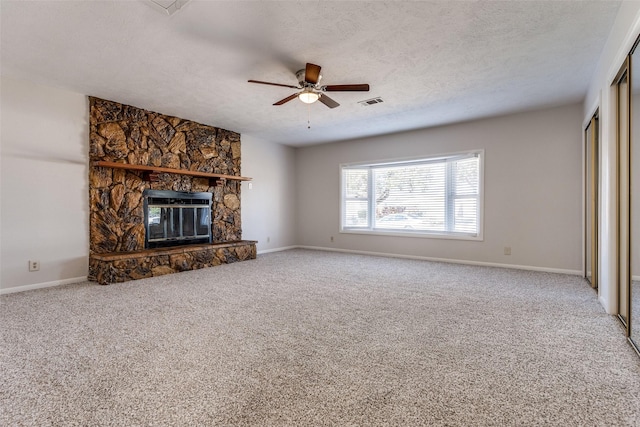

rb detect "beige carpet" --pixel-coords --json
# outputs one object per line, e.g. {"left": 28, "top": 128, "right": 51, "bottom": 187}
{"left": 1, "top": 249, "right": 639, "bottom": 426}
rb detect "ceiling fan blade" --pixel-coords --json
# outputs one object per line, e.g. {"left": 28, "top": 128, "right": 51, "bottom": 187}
{"left": 319, "top": 94, "right": 340, "bottom": 109}
{"left": 305, "top": 63, "right": 322, "bottom": 84}
{"left": 248, "top": 79, "right": 299, "bottom": 89}
{"left": 323, "top": 84, "right": 370, "bottom": 92}
{"left": 273, "top": 93, "right": 300, "bottom": 106}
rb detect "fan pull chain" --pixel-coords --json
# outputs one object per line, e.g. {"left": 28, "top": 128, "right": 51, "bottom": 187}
{"left": 307, "top": 102, "right": 311, "bottom": 129}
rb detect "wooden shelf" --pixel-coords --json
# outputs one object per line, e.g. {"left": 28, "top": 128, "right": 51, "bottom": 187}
{"left": 93, "top": 161, "right": 252, "bottom": 182}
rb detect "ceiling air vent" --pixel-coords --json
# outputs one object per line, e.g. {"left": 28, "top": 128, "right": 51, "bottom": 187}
{"left": 358, "top": 97, "right": 384, "bottom": 106}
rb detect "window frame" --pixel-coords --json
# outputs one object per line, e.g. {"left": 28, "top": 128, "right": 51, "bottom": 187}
{"left": 339, "top": 150, "right": 484, "bottom": 241}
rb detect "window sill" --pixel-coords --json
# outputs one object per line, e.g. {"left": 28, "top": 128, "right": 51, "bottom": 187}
{"left": 340, "top": 228, "right": 483, "bottom": 241}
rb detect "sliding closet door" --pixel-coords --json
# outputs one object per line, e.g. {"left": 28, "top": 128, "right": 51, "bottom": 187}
{"left": 585, "top": 113, "right": 599, "bottom": 289}
{"left": 615, "top": 58, "right": 631, "bottom": 330}
{"left": 629, "top": 42, "right": 640, "bottom": 354}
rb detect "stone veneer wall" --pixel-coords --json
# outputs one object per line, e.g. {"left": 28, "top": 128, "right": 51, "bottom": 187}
{"left": 89, "top": 97, "right": 243, "bottom": 254}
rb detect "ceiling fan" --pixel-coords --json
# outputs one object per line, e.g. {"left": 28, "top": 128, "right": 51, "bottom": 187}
{"left": 248, "top": 63, "right": 370, "bottom": 109}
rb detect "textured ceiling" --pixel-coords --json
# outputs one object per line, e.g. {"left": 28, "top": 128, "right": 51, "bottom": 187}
{"left": 0, "top": 1, "right": 621, "bottom": 147}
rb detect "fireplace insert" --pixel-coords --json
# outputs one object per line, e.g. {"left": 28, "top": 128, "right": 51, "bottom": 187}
{"left": 143, "top": 189, "right": 212, "bottom": 249}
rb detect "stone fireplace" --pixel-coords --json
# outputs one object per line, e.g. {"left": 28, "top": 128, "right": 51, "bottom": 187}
{"left": 87, "top": 97, "right": 256, "bottom": 284}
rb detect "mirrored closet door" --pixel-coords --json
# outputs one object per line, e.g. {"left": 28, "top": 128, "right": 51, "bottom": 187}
{"left": 614, "top": 57, "right": 630, "bottom": 332}
{"left": 629, "top": 41, "right": 640, "bottom": 354}
{"left": 585, "top": 112, "right": 598, "bottom": 289}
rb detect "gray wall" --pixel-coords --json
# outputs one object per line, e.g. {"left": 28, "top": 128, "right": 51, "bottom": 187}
{"left": 295, "top": 104, "right": 583, "bottom": 273}
{"left": 1, "top": 76, "right": 89, "bottom": 290}
{"left": 241, "top": 134, "right": 297, "bottom": 253}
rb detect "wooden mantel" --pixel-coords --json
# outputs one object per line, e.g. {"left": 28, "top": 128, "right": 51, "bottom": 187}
{"left": 93, "top": 160, "right": 252, "bottom": 183}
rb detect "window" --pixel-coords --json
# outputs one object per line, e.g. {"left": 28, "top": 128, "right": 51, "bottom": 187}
{"left": 341, "top": 150, "right": 483, "bottom": 239}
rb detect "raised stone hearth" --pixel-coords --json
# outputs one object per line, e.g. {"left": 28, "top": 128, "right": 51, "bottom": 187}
{"left": 89, "top": 241, "right": 257, "bottom": 285}
{"left": 88, "top": 97, "right": 256, "bottom": 284}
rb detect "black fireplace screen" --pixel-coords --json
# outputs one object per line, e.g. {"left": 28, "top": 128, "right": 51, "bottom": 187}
{"left": 143, "top": 190, "right": 212, "bottom": 249}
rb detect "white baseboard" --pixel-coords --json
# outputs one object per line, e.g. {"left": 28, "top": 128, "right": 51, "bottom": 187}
{"left": 295, "top": 245, "right": 583, "bottom": 276}
{"left": 0, "top": 247, "right": 584, "bottom": 294}
{"left": 0, "top": 276, "right": 88, "bottom": 295}
{"left": 257, "top": 245, "right": 298, "bottom": 255}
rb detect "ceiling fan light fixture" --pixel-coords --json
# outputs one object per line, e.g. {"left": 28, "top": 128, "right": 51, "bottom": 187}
{"left": 248, "top": 62, "right": 369, "bottom": 109}
{"left": 298, "top": 90, "right": 319, "bottom": 104}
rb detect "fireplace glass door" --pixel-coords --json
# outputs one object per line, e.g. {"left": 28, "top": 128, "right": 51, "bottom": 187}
{"left": 144, "top": 190, "right": 212, "bottom": 248}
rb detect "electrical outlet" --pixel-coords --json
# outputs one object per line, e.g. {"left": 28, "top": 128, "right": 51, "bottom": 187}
{"left": 29, "top": 260, "right": 40, "bottom": 272}
{"left": 330, "top": 236, "right": 334, "bottom": 242}
{"left": 504, "top": 247, "right": 511, "bottom": 256}
{"left": 267, "top": 236, "right": 270, "bottom": 243}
